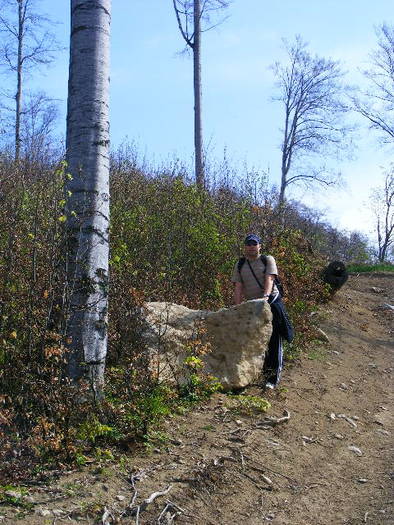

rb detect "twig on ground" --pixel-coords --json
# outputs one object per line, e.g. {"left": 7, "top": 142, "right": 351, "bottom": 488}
{"left": 119, "top": 483, "right": 139, "bottom": 519}
{"left": 130, "top": 490, "right": 138, "bottom": 507}
{"left": 295, "top": 390, "right": 311, "bottom": 402}
{"left": 128, "top": 469, "right": 148, "bottom": 488}
{"left": 337, "top": 414, "right": 358, "bottom": 428}
{"left": 164, "top": 500, "right": 185, "bottom": 513}
{"left": 227, "top": 427, "right": 252, "bottom": 442}
{"left": 157, "top": 500, "right": 185, "bottom": 524}
{"left": 221, "top": 410, "right": 231, "bottom": 423}
{"left": 171, "top": 476, "right": 197, "bottom": 483}
{"left": 305, "top": 482, "right": 329, "bottom": 489}
{"left": 240, "top": 470, "right": 270, "bottom": 490}
{"left": 101, "top": 506, "right": 113, "bottom": 525}
{"left": 135, "top": 505, "right": 140, "bottom": 525}
{"left": 245, "top": 460, "right": 296, "bottom": 483}
{"left": 130, "top": 484, "right": 173, "bottom": 518}
{"left": 255, "top": 410, "right": 291, "bottom": 429}
{"left": 239, "top": 449, "right": 245, "bottom": 469}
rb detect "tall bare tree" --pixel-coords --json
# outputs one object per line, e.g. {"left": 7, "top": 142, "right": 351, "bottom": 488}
{"left": 355, "top": 24, "right": 394, "bottom": 144}
{"left": 172, "top": 0, "right": 230, "bottom": 187}
{"left": 65, "top": 0, "right": 111, "bottom": 396}
{"left": 370, "top": 168, "right": 394, "bottom": 262}
{"left": 0, "top": 0, "right": 59, "bottom": 160}
{"left": 21, "top": 90, "right": 59, "bottom": 164}
{"left": 272, "top": 36, "right": 350, "bottom": 206}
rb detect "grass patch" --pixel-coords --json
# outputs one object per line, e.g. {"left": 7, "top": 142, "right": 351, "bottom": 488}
{"left": 226, "top": 395, "right": 271, "bottom": 415}
{"left": 307, "top": 343, "right": 328, "bottom": 361}
{"left": 347, "top": 263, "right": 394, "bottom": 273}
{"left": 201, "top": 424, "right": 215, "bottom": 431}
{"left": 0, "top": 485, "right": 32, "bottom": 510}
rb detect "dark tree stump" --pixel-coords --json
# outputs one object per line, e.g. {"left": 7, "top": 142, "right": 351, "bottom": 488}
{"left": 322, "top": 261, "right": 349, "bottom": 293}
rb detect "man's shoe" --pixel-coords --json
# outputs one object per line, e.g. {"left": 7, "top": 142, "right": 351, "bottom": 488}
{"left": 265, "top": 382, "right": 275, "bottom": 390}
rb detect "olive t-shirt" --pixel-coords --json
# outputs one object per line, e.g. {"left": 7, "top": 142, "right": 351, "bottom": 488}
{"left": 231, "top": 255, "right": 278, "bottom": 300}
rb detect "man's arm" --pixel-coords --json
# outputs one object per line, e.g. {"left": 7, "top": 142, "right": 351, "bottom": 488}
{"left": 263, "top": 274, "right": 275, "bottom": 299}
{"left": 234, "top": 282, "right": 244, "bottom": 305}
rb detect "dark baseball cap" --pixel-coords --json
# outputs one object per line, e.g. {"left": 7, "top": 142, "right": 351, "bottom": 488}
{"left": 244, "top": 234, "right": 261, "bottom": 244}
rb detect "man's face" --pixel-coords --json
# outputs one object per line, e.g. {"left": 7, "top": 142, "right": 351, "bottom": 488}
{"left": 244, "top": 240, "right": 260, "bottom": 258}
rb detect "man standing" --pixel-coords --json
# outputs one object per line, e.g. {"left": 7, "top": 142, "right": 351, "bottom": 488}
{"left": 231, "top": 234, "right": 283, "bottom": 390}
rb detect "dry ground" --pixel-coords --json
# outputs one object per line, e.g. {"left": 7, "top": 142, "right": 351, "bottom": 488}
{"left": 1, "top": 273, "right": 393, "bottom": 525}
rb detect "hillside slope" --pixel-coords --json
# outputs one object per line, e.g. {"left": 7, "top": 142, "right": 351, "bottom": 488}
{"left": 1, "top": 273, "right": 393, "bottom": 525}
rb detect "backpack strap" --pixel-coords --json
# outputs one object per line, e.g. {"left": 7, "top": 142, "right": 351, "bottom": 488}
{"left": 237, "top": 256, "right": 246, "bottom": 274}
{"left": 247, "top": 259, "right": 264, "bottom": 289}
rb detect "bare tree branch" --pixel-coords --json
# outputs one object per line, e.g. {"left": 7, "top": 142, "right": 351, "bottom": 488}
{"left": 172, "top": 0, "right": 193, "bottom": 47}
{"left": 172, "top": 0, "right": 231, "bottom": 187}
{"left": 272, "top": 36, "right": 351, "bottom": 205}
{"left": 0, "top": 0, "right": 62, "bottom": 159}
{"left": 354, "top": 24, "right": 394, "bottom": 145}
{"left": 369, "top": 168, "right": 394, "bottom": 261}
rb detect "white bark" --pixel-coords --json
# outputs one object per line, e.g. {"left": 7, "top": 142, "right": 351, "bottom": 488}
{"left": 193, "top": 0, "right": 204, "bottom": 187}
{"left": 15, "top": 0, "right": 24, "bottom": 161}
{"left": 65, "top": 0, "right": 111, "bottom": 395}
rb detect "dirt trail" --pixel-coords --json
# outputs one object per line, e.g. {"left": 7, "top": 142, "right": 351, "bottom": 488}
{"left": 1, "top": 273, "right": 393, "bottom": 525}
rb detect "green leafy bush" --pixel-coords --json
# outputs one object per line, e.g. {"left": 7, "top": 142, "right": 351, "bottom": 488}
{"left": 347, "top": 262, "right": 394, "bottom": 273}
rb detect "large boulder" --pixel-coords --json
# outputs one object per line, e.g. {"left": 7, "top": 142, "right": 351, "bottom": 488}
{"left": 143, "top": 299, "right": 272, "bottom": 391}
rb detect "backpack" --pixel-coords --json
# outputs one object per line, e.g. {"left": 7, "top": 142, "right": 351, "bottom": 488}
{"left": 237, "top": 254, "right": 284, "bottom": 297}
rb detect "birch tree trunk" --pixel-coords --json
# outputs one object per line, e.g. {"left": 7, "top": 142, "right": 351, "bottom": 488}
{"left": 65, "top": 0, "right": 111, "bottom": 396}
{"left": 172, "top": 1, "right": 229, "bottom": 188}
{"left": 15, "top": 0, "right": 24, "bottom": 162}
{"left": 193, "top": 0, "right": 204, "bottom": 187}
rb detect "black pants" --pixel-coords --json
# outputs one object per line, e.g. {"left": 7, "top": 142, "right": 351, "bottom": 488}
{"left": 263, "top": 293, "right": 283, "bottom": 385}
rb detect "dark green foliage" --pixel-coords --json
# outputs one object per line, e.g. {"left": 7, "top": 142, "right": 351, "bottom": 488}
{"left": 347, "top": 262, "right": 394, "bottom": 273}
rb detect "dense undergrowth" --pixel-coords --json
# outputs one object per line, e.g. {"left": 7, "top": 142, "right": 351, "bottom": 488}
{"left": 0, "top": 152, "right": 374, "bottom": 483}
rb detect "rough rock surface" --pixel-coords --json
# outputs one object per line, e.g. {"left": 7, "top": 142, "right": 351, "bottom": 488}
{"left": 143, "top": 299, "right": 272, "bottom": 390}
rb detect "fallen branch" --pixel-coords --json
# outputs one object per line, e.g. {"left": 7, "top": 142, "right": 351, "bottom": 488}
{"left": 337, "top": 414, "right": 357, "bottom": 428}
{"left": 127, "top": 468, "right": 148, "bottom": 488}
{"left": 227, "top": 427, "right": 252, "bottom": 441}
{"left": 239, "top": 449, "right": 245, "bottom": 469}
{"left": 130, "top": 484, "right": 173, "bottom": 518}
{"left": 255, "top": 409, "right": 291, "bottom": 429}
{"left": 305, "top": 482, "right": 329, "bottom": 489}
{"left": 245, "top": 460, "right": 296, "bottom": 483}
{"left": 157, "top": 500, "right": 185, "bottom": 524}
{"left": 101, "top": 506, "right": 112, "bottom": 525}
{"left": 135, "top": 505, "right": 140, "bottom": 525}
{"left": 241, "top": 470, "right": 271, "bottom": 490}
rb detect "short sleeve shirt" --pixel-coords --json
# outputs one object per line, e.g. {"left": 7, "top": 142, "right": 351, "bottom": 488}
{"left": 231, "top": 255, "right": 278, "bottom": 300}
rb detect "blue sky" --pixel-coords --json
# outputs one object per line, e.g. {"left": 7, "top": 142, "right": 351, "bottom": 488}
{"left": 27, "top": 1, "right": 393, "bottom": 240}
